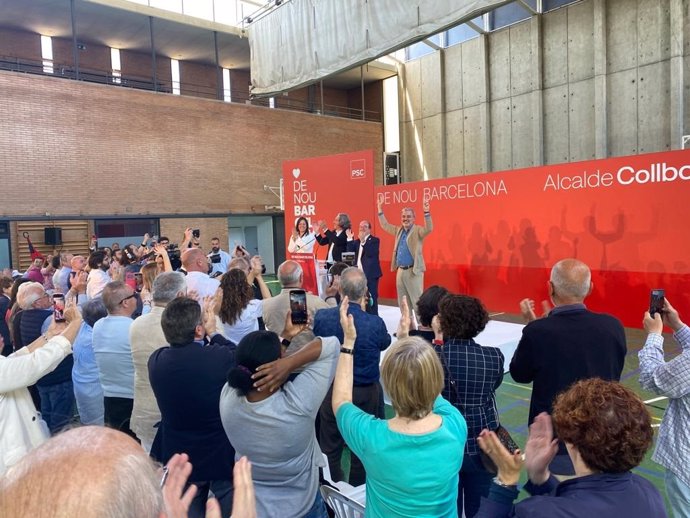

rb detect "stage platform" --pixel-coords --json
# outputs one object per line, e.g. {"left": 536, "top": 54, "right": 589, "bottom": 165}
{"left": 377, "top": 304, "right": 524, "bottom": 373}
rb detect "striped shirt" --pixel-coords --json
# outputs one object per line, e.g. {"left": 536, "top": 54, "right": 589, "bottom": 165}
{"left": 435, "top": 338, "right": 504, "bottom": 456}
{"left": 639, "top": 325, "right": 690, "bottom": 488}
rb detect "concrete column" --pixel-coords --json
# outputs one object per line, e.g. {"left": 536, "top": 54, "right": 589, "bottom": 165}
{"left": 669, "top": 0, "right": 685, "bottom": 149}
{"left": 480, "top": 33, "right": 492, "bottom": 173}
{"left": 593, "top": 0, "right": 608, "bottom": 158}
{"left": 531, "top": 14, "right": 544, "bottom": 166}
{"left": 439, "top": 49, "right": 448, "bottom": 178}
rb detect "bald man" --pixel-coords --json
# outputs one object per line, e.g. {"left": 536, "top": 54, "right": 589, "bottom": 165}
{"left": 0, "top": 427, "right": 162, "bottom": 517}
{"left": 0, "top": 426, "right": 256, "bottom": 518}
{"left": 181, "top": 248, "right": 219, "bottom": 299}
{"left": 510, "top": 258, "right": 626, "bottom": 475}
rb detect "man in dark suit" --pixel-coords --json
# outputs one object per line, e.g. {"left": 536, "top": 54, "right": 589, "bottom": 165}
{"left": 148, "top": 297, "right": 237, "bottom": 518}
{"left": 510, "top": 258, "right": 626, "bottom": 476}
{"left": 313, "top": 267, "right": 391, "bottom": 486}
{"left": 346, "top": 220, "right": 382, "bottom": 315}
{"left": 315, "top": 213, "right": 350, "bottom": 268}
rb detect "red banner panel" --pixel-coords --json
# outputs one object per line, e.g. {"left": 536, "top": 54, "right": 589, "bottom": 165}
{"left": 283, "top": 150, "right": 376, "bottom": 263}
{"left": 374, "top": 150, "right": 690, "bottom": 327}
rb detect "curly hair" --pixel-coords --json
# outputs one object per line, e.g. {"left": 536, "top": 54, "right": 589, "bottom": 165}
{"left": 416, "top": 285, "right": 450, "bottom": 327}
{"left": 552, "top": 378, "right": 653, "bottom": 473}
{"left": 438, "top": 294, "right": 488, "bottom": 339}
{"left": 218, "top": 269, "right": 254, "bottom": 326}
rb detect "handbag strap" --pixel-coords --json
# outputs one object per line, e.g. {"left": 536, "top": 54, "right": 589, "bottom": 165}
{"left": 436, "top": 346, "right": 465, "bottom": 413}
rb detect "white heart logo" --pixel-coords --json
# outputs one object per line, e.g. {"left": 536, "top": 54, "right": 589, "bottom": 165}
{"left": 292, "top": 168, "right": 301, "bottom": 178}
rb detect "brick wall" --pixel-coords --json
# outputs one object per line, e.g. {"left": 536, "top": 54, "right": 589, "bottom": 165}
{"left": 0, "top": 70, "right": 383, "bottom": 218}
{"left": 180, "top": 60, "right": 218, "bottom": 100}
{"left": 159, "top": 217, "right": 228, "bottom": 253}
{"left": 0, "top": 28, "right": 41, "bottom": 62}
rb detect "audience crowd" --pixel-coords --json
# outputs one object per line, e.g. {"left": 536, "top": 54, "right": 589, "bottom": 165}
{"left": 0, "top": 225, "right": 683, "bottom": 518}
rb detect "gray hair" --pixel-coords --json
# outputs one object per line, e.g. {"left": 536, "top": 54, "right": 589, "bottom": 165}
{"left": 277, "top": 261, "right": 302, "bottom": 287}
{"left": 228, "top": 256, "right": 251, "bottom": 274}
{"left": 337, "top": 213, "right": 351, "bottom": 230}
{"left": 152, "top": 272, "right": 187, "bottom": 304}
{"left": 550, "top": 259, "right": 591, "bottom": 301}
{"left": 81, "top": 298, "right": 108, "bottom": 328}
{"left": 16, "top": 282, "right": 45, "bottom": 310}
{"left": 340, "top": 267, "right": 367, "bottom": 300}
{"left": 0, "top": 426, "right": 163, "bottom": 518}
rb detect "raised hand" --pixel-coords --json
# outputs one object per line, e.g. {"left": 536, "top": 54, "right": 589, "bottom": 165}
{"left": 662, "top": 298, "right": 684, "bottom": 331}
{"left": 524, "top": 413, "right": 558, "bottom": 485}
{"left": 397, "top": 296, "right": 411, "bottom": 339}
{"left": 339, "top": 296, "right": 356, "bottom": 344}
{"left": 161, "top": 453, "right": 197, "bottom": 518}
{"left": 519, "top": 298, "right": 537, "bottom": 322}
{"left": 477, "top": 429, "right": 523, "bottom": 486}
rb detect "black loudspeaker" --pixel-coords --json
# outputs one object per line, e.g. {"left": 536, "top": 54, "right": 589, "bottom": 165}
{"left": 44, "top": 227, "right": 62, "bottom": 246}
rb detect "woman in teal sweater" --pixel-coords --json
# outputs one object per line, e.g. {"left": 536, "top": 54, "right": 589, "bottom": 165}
{"left": 332, "top": 298, "right": 468, "bottom": 517}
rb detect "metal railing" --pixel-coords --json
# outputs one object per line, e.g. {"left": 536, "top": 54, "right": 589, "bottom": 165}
{"left": 0, "top": 55, "right": 381, "bottom": 122}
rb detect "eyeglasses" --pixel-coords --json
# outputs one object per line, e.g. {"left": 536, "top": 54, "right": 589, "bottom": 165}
{"left": 119, "top": 293, "right": 137, "bottom": 305}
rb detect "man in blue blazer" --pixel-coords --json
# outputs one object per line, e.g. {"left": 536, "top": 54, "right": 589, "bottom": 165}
{"left": 313, "top": 267, "right": 391, "bottom": 487}
{"left": 346, "top": 220, "right": 382, "bottom": 315}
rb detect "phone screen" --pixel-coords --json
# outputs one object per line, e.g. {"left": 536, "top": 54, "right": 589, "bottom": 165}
{"left": 649, "top": 289, "right": 665, "bottom": 317}
{"left": 289, "top": 290, "right": 308, "bottom": 325}
{"left": 134, "top": 273, "right": 143, "bottom": 292}
{"left": 53, "top": 294, "right": 66, "bottom": 322}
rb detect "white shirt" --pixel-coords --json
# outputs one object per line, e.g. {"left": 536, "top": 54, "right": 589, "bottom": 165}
{"left": 185, "top": 271, "right": 220, "bottom": 299}
{"left": 86, "top": 269, "right": 111, "bottom": 300}
{"left": 287, "top": 232, "right": 317, "bottom": 254}
{"left": 217, "top": 299, "right": 263, "bottom": 344}
{"left": 207, "top": 249, "right": 232, "bottom": 276}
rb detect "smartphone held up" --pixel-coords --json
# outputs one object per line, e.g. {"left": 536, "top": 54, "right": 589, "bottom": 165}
{"left": 649, "top": 289, "right": 665, "bottom": 317}
{"left": 289, "top": 290, "right": 308, "bottom": 325}
{"left": 52, "top": 293, "right": 66, "bottom": 323}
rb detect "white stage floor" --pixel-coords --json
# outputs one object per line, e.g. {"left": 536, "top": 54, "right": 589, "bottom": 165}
{"left": 377, "top": 305, "right": 523, "bottom": 373}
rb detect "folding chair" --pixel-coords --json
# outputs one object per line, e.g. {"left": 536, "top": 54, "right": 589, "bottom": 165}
{"left": 320, "top": 484, "right": 366, "bottom": 518}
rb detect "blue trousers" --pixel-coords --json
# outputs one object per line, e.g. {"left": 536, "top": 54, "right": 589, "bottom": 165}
{"left": 458, "top": 453, "right": 493, "bottom": 518}
{"left": 37, "top": 380, "right": 75, "bottom": 434}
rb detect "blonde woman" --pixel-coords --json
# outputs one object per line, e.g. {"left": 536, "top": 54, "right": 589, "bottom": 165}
{"left": 332, "top": 298, "right": 468, "bottom": 517}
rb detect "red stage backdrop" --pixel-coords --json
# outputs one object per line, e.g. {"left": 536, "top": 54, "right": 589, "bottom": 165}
{"left": 283, "top": 150, "right": 376, "bottom": 293}
{"left": 374, "top": 149, "right": 690, "bottom": 327}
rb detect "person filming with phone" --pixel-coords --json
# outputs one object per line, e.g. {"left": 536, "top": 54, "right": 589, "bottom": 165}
{"left": 262, "top": 260, "right": 329, "bottom": 335}
{"left": 15, "top": 282, "right": 75, "bottom": 435}
{"left": 640, "top": 293, "right": 690, "bottom": 518}
{"left": 208, "top": 237, "right": 231, "bottom": 277}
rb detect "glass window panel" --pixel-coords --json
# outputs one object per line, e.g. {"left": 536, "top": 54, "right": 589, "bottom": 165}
{"left": 149, "top": 0, "right": 183, "bottom": 14}
{"left": 490, "top": 3, "right": 532, "bottom": 30}
{"left": 405, "top": 34, "right": 440, "bottom": 61}
{"left": 183, "top": 0, "right": 214, "bottom": 20}
{"left": 94, "top": 219, "right": 159, "bottom": 249}
{"left": 544, "top": 0, "right": 579, "bottom": 11}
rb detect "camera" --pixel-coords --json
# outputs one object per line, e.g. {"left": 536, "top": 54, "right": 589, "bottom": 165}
{"left": 166, "top": 243, "right": 181, "bottom": 259}
{"left": 192, "top": 229, "right": 200, "bottom": 239}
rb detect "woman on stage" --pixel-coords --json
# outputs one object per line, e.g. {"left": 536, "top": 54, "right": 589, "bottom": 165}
{"left": 288, "top": 217, "right": 317, "bottom": 254}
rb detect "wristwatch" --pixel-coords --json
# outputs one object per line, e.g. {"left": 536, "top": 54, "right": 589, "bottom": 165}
{"left": 281, "top": 338, "right": 291, "bottom": 348}
{"left": 493, "top": 476, "right": 517, "bottom": 488}
{"left": 340, "top": 346, "right": 354, "bottom": 355}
